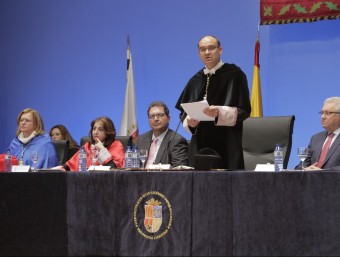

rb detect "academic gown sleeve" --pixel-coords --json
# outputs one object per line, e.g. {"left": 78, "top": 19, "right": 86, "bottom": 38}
{"left": 176, "top": 63, "right": 251, "bottom": 123}
{"left": 65, "top": 139, "right": 125, "bottom": 171}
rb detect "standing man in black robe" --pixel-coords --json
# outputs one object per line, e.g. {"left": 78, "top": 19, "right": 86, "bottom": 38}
{"left": 175, "top": 35, "right": 251, "bottom": 169}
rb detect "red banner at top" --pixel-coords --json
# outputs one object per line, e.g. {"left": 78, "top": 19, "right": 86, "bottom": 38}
{"left": 260, "top": 0, "right": 340, "bottom": 25}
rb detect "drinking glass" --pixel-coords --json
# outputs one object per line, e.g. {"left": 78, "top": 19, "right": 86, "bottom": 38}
{"left": 30, "top": 150, "right": 39, "bottom": 172}
{"left": 91, "top": 145, "right": 98, "bottom": 170}
{"left": 139, "top": 149, "right": 148, "bottom": 169}
{"left": 298, "top": 147, "right": 310, "bottom": 170}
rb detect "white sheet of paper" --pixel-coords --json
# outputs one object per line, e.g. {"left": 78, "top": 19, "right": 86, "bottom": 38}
{"left": 254, "top": 163, "right": 275, "bottom": 172}
{"left": 88, "top": 165, "right": 111, "bottom": 171}
{"left": 11, "top": 165, "right": 31, "bottom": 172}
{"left": 180, "top": 100, "right": 214, "bottom": 121}
{"left": 147, "top": 164, "right": 171, "bottom": 170}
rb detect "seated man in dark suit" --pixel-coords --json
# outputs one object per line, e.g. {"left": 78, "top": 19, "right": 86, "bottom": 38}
{"left": 137, "top": 101, "right": 189, "bottom": 168}
{"left": 296, "top": 96, "right": 340, "bottom": 170}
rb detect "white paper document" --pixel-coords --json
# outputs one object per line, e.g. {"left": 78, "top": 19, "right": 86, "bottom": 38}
{"left": 254, "top": 163, "right": 275, "bottom": 172}
{"left": 11, "top": 165, "right": 31, "bottom": 172}
{"left": 147, "top": 164, "right": 171, "bottom": 170}
{"left": 180, "top": 100, "right": 214, "bottom": 121}
{"left": 88, "top": 165, "right": 111, "bottom": 171}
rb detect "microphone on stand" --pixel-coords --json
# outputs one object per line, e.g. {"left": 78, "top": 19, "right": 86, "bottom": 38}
{"left": 158, "top": 111, "right": 187, "bottom": 166}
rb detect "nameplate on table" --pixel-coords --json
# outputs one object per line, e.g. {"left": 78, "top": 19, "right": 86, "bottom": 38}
{"left": 254, "top": 163, "right": 275, "bottom": 172}
{"left": 147, "top": 164, "right": 171, "bottom": 171}
{"left": 11, "top": 165, "right": 31, "bottom": 172}
{"left": 88, "top": 165, "right": 111, "bottom": 171}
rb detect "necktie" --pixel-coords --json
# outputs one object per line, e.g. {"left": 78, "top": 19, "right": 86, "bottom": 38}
{"left": 146, "top": 138, "right": 158, "bottom": 168}
{"left": 317, "top": 133, "right": 335, "bottom": 168}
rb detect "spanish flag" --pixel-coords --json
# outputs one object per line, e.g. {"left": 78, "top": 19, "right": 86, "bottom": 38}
{"left": 250, "top": 36, "right": 263, "bottom": 117}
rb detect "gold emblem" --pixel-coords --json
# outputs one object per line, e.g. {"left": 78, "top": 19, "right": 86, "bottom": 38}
{"left": 144, "top": 198, "right": 162, "bottom": 233}
{"left": 134, "top": 191, "right": 172, "bottom": 240}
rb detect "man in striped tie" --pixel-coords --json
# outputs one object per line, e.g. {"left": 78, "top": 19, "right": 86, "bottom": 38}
{"left": 296, "top": 97, "right": 340, "bottom": 170}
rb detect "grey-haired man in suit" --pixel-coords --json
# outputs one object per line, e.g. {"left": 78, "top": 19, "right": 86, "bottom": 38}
{"left": 296, "top": 96, "right": 340, "bottom": 170}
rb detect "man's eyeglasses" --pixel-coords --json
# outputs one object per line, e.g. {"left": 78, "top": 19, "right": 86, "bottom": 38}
{"left": 199, "top": 45, "right": 219, "bottom": 53}
{"left": 148, "top": 113, "right": 166, "bottom": 119}
{"left": 319, "top": 111, "right": 340, "bottom": 116}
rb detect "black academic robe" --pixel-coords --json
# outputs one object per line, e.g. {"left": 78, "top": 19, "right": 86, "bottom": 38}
{"left": 175, "top": 63, "right": 251, "bottom": 169}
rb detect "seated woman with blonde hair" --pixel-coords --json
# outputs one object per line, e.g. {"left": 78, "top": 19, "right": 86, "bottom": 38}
{"left": 6, "top": 108, "right": 58, "bottom": 169}
{"left": 49, "top": 124, "right": 79, "bottom": 162}
{"left": 53, "top": 116, "right": 124, "bottom": 171}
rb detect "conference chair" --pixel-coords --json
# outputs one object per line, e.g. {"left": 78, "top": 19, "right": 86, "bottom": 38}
{"left": 80, "top": 136, "right": 90, "bottom": 146}
{"left": 80, "top": 135, "right": 130, "bottom": 150}
{"left": 242, "top": 115, "right": 295, "bottom": 170}
{"left": 52, "top": 140, "right": 69, "bottom": 165}
{"left": 116, "top": 136, "right": 130, "bottom": 150}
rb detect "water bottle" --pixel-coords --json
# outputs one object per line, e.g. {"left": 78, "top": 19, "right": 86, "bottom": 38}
{"left": 132, "top": 146, "right": 140, "bottom": 168}
{"left": 4, "top": 149, "right": 12, "bottom": 172}
{"left": 124, "top": 146, "right": 133, "bottom": 168}
{"left": 78, "top": 146, "right": 87, "bottom": 172}
{"left": 274, "top": 144, "right": 283, "bottom": 172}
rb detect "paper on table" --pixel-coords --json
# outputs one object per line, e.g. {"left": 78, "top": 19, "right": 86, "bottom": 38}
{"left": 180, "top": 100, "right": 214, "bottom": 121}
{"left": 11, "top": 165, "right": 30, "bottom": 172}
{"left": 88, "top": 165, "right": 111, "bottom": 171}
{"left": 254, "top": 163, "right": 275, "bottom": 172}
{"left": 147, "top": 164, "right": 171, "bottom": 171}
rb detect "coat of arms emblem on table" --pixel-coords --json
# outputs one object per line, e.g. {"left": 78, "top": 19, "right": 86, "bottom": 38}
{"left": 144, "top": 198, "right": 162, "bottom": 233}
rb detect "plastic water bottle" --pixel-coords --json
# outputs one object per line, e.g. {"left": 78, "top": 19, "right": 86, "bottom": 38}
{"left": 4, "top": 149, "right": 12, "bottom": 172}
{"left": 274, "top": 144, "right": 283, "bottom": 172}
{"left": 78, "top": 146, "right": 87, "bottom": 172}
{"left": 124, "top": 146, "right": 133, "bottom": 168}
{"left": 132, "top": 146, "right": 140, "bottom": 168}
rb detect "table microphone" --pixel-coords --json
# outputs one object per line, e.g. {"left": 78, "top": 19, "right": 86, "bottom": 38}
{"left": 158, "top": 111, "right": 187, "bottom": 165}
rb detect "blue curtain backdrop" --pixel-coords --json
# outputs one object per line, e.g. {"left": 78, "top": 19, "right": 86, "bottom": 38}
{"left": 1, "top": 0, "right": 339, "bottom": 169}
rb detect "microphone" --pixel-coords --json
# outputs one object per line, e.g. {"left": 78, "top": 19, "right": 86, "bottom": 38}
{"left": 145, "top": 139, "right": 154, "bottom": 167}
{"left": 158, "top": 111, "right": 187, "bottom": 166}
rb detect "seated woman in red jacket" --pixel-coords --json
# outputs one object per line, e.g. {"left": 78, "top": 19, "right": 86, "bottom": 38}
{"left": 54, "top": 116, "right": 124, "bottom": 171}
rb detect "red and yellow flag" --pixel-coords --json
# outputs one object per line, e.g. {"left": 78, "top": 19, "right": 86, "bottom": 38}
{"left": 250, "top": 36, "right": 263, "bottom": 117}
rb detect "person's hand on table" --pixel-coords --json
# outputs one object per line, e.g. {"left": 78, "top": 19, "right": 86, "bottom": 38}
{"left": 303, "top": 162, "right": 322, "bottom": 171}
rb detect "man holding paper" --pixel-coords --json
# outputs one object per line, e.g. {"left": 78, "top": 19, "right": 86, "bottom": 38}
{"left": 175, "top": 35, "right": 251, "bottom": 169}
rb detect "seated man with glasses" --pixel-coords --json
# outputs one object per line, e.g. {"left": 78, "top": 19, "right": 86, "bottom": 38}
{"left": 295, "top": 96, "right": 340, "bottom": 170}
{"left": 136, "top": 101, "right": 189, "bottom": 169}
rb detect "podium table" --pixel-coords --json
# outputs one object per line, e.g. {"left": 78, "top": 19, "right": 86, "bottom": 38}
{"left": 1, "top": 170, "right": 340, "bottom": 256}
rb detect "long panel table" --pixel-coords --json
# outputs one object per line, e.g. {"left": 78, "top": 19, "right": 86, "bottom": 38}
{"left": 1, "top": 170, "right": 340, "bottom": 256}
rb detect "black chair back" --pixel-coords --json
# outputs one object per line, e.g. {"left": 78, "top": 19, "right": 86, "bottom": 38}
{"left": 80, "top": 136, "right": 90, "bottom": 146}
{"left": 116, "top": 136, "right": 130, "bottom": 150}
{"left": 52, "top": 140, "right": 69, "bottom": 165}
{"left": 242, "top": 115, "right": 295, "bottom": 170}
{"left": 194, "top": 147, "right": 223, "bottom": 170}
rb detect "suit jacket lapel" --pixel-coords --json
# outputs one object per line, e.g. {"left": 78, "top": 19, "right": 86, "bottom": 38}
{"left": 314, "top": 132, "right": 328, "bottom": 161}
{"left": 154, "top": 130, "right": 172, "bottom": 164}
{"left": 140, "top": 131, "right": 153, "bottom": 152}
{"left": 323, "top": 134, "right": 340, "bottom": 166}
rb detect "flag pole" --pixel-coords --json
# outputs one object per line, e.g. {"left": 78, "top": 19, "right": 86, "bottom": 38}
{"left": 126, "top": 35, "right": 130, "bottom": 80}
{"left": 119, "top": 35, "right": 139, "bottom": 143}
{"left": 250, "top": 22, "right": 263, "bottom": 117}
